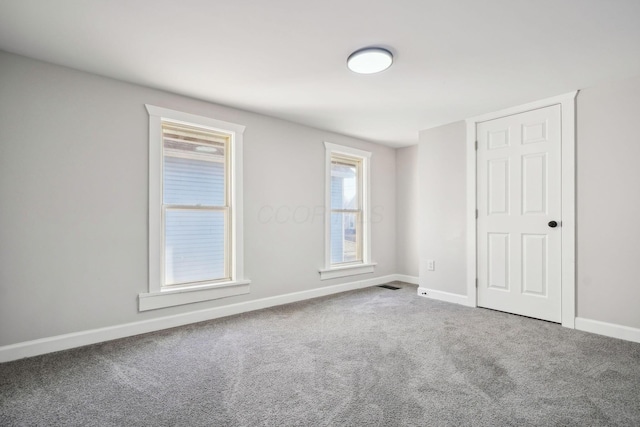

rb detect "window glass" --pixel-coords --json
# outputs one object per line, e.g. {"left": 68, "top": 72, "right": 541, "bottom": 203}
{"left": 164, "top": 210, "right": 227, "bottom": 285}
{"left": 330, "top": 155, "right": 362, "bottom": 265}
{"left": 330, "top": 159, "right": 358, "bottom": 210}
{"left": 161, "top": 122, "right": 230, "bottom": 286}
{"left": 330, "top": 212, "right": 360, "bottom": 264}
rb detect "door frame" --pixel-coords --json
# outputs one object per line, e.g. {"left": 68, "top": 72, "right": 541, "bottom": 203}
{"left": 465, "top": 91, "right": 578, "bottom": 328}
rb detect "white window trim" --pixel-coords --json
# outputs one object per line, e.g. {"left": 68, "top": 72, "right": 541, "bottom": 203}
{"left": 320, "top": 142, "right": 376, "bottom": 280}
{"left": 140, "top": 105, "right": 250, "bottom": 311}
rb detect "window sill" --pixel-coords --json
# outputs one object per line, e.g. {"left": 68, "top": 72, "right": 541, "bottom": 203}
{"left": 319, "top": 263, "right": 377, "bottom": 280}
{"left": 138, "top": 279, "right": 251, "bottom": 311}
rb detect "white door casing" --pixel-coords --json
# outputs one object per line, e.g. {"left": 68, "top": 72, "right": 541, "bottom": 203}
{"left": 477, "top": 105, "right": 561, "bottom": 322}
{"left": 466, "top": 92, "right": 577, "bottom": 327}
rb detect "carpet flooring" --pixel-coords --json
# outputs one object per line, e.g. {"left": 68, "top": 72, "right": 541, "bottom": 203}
{"left": 1, "top": 282, "right": 639, "bottom": 426}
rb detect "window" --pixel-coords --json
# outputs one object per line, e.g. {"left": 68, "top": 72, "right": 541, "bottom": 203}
{"left": 140, "top": 105, "right": 249, "bottom": 311}
{"left": 330, "top": 155, "right": 362, "bottom": 264}
{"left": 162, "top": 122, "right": 229, "bottom": 286}
{"left": 320, "top": 142, "right": 376, "bottom": 280}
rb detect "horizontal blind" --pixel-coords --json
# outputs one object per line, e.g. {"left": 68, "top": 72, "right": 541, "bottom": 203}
{"left": 164, "top": 156, "right": 225, "bottom": 206}
{"left": 162, "top": 121, "right": 230, "bottom": 286}
{"left": 165, "top": 210, "right": 226, "bottom": 285}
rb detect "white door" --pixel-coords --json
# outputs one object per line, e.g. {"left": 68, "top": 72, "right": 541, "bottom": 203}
{"left": 477, "top": 104, "right": 562, "bottom": 322}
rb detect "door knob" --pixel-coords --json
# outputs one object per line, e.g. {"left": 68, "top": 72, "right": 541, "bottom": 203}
{"left": 548, "top": 221, "right": 558, "bottom": 228}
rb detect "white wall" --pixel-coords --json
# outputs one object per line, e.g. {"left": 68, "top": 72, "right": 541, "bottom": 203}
{"left": 415, "top": 76, "right": 640, "bottom": 331}
{"left": 417, "top": 122, "right": 467, "bottom": 295}
{"left": 0, "top": 51, "right": 397, "bottom": 347}
{"left": 395, "top": 145, "right": 419, "bottom": 277}
{"left": 576, "top": 75, "right": 640, "bottom": 329}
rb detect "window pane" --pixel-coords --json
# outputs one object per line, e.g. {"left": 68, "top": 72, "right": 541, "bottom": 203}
{"left": 331, "top": 159, "right": 358, "bottom": 209}
{"left": 164, "top": 154, "right": 225, "bottom": 206}
{"left": 330, "top": 212, "right": 360, "bottom": 264}
{"left": 163, "top": 131, "right": 226, "bottom": 206}
{"left": 165, "top": 209, "right": 226, "bottom": 285}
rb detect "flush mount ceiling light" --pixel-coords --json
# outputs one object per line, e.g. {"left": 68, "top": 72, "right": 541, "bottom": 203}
{"left": 347, "top": 47, "right": 393, "bottom": 74}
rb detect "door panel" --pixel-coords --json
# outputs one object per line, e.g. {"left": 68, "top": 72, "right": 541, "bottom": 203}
{"left": 488, "top": 233, "right": 510, "bottom": 290}
{"left": 522, "top": 153, "right": 547, "bottom": 215}
{"left": 488, "top": 159, "right": 510, "bottom": 215}
{"left": 522, "top": 234, "right": 547, "bottom": 296}
{"left": 477, "top": 105, "right": 562, "bottom": 322}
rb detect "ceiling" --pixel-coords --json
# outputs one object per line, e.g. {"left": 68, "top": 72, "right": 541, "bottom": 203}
{"left": 1, "top": 0, "right": 640, "bottom": 147}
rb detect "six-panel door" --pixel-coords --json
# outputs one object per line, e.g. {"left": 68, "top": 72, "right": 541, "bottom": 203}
{"left": 477, "top": 104, "right": 562, "bottom": 322}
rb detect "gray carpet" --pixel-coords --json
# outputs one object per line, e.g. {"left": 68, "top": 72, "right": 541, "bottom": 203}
{"left": 1, "top": 282, "right": 639, "bottom": 426}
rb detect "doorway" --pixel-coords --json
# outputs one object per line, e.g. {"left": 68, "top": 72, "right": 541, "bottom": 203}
{"left": 466, "top": 92, "right": 577, "bottom": 327}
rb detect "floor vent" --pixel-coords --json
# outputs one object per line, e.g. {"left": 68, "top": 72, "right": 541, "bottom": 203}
{"left": 378, "top": 284, "right": 400, "bottom": 290}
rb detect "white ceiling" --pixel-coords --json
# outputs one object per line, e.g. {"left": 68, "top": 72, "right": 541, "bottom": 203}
{"left": 1, "top": 0, "right": 640, "bottom": 147}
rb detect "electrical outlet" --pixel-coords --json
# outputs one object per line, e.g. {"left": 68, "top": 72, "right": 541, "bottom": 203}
{"left": 426, "top": 260, "right": 435, "bottom": 271}
{"left": 418, "top": 287, "right": 429, "bottom": 297}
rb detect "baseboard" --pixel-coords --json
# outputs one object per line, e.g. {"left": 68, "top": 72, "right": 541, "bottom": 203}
{"left": 10, "top": 276, "right": 635, "bottom": 363}
{"left": 394, "top": 274, "right": 419, "bottom": 285}
{"left": 0, "top": 274, "right": 398, "bottom": 363}
{"left": 417, "top": 287, "right": 469, "bottom": 306}
{"left": 575, "top": 317, "right": 640, "bottom": 344}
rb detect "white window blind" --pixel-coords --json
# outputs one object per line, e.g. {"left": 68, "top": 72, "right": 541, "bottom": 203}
{"left": 162, "top": 122, "right": 230, "bottom": 286}
{"left": 142, "top": 105, "right": 249, "bottom": 311}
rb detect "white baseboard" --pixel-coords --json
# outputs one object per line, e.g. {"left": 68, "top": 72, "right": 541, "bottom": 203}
{"left": 394, "top": 274, "right": 419, "bottom": 285}
{"left": 8, "top": 276, "right": 637, "bottom": 363}
{"left": 0, "top": 274, "right": 399, "bottom": 363}
{"left": 417, "top": 287, "right": 469, "bottom": 306}
{"left": 575, "top": 317, "right": 640, "bottom": 344}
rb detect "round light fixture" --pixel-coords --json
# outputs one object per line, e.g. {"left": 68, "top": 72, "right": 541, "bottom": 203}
{"left": 347, "top": 47, "right": 393, "bottom": 74}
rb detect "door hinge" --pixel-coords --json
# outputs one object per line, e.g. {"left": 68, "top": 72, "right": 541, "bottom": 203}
{"left": 475, "top": 140, "right": 478, "bottom": 150}
{"left": 475, "top": 278, "right": 478, "bottom": 288}
{"left": 475, "top": 209, "right": 478, "bottom": 219}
